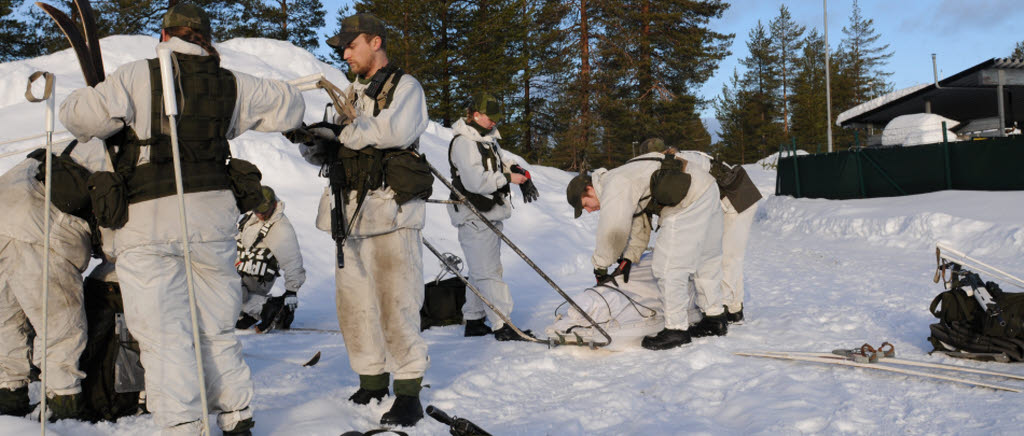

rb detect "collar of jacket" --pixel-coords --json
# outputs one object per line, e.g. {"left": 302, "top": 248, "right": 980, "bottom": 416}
{"left": 590, "top": 168, "right": 609, "bottom": 201}
{"left": 157, "top": 37, "right": 208, "bottom": 57}
{"left": 452, "top": 118, "right": 501, "bottom": 143}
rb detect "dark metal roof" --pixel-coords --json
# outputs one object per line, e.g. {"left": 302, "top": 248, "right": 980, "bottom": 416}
{"left": 838, "top": 57, "right": 1024, "bottom": 128}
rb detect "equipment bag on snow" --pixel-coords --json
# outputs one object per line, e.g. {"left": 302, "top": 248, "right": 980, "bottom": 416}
{"left": 928, "top": 264, "right": 1024, "bottom": 361}
{"left": 80, "top": 277, "right": 143, "bottom": 422}
{"left": 420, "top": 277, "right": 468, "bottom": 330}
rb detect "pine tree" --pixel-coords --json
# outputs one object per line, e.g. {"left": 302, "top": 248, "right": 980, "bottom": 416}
{"left": 215, "top": 0, "right": 325, "bottom": 52}
{"left": 789, "top": 29, "right": 827, "bottom": 151}
{"left": 1013, "top": 40, "right": 1024, "bottom": 59}
{"left": 1, "top": 0, "right": 41, "bottom": 61}
{"left": 593, "top": 0, "right": 730, "bottom": 168}
{"left": 739, "top": 20, "right": 782, "bottom": 159}
{"left": 548, "top": 0, "right": 600, "bottom": 171}
{"left": 769, "top": 4, "right": 804, "bottom": 137}
{"left": 502, "top": 0, "right": 570, "bottom": 164}
{"left": 837, "top": 0, "right": 892, "bottom": 105}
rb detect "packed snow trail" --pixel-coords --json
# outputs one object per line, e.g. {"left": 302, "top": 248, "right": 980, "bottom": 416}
{"left": 3, "top": 37, "right": 1024, "bottom": 435}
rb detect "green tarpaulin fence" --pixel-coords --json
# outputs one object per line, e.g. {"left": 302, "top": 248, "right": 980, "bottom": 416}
{"left": 776, "top": 136, "right": 1024, "bottom": 199}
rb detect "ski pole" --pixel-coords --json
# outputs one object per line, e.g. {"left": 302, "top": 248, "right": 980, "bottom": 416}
{"left": 422, "top": 238, "right": 544, "bottom": 345}
{"left": 158, "top": 48, "right": 211, "bottom": 436}
{"left": 26, "top": 70, "right": 54, "bottom": 435}
{"left": 937, "top": 242, "right": 1024, "bottom": 289}
{"left": 423, "top": 159, "right": 612, "bottom": 348}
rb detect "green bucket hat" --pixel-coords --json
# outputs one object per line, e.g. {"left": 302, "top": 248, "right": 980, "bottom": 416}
{"left": 327, "top": 13, "right": 387, "bottom": 48}
{"left": 254, "top": 186, "right": 276, "bottom": 215}
{"left": 471, "top": 93, "right": 503, "bottom": 123}
{"left": 162, "top": 3, "right": 212, "bottom": 41}
{"left": 565, "top": 173, "right": 592, "bottom": 219}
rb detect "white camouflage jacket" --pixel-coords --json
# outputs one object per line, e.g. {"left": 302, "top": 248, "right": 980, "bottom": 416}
{"left": 590, "top": 152, "right": 716, "bottom": 269}
{"left": 446, "top": 118, "right": 512, "bottom": 226}
{"left": 236, "top": 201, "right": 306, "bottom": 292}
{"left": 59, "top": 38, "right": 304, "bottom": 255}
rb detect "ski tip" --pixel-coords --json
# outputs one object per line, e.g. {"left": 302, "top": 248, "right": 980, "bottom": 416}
{"left": 303, "top": 351, "right": 322, "bottom": 367}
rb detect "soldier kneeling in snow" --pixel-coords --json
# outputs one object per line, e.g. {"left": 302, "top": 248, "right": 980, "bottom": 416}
{"left": 235, "top": 186, "right": 306, "bottom": 333}
{"left": 566, "top": 144, "right": 727, "bottom": 350}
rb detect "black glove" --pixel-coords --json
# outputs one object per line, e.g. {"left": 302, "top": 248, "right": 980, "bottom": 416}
{"left": 282, "top": 123, "right": 313, "bottom": 144}
{"left": 510, "top": 165, "right": 539, "bottom": 203}
{"left": 613, "top": 258, "right": 632, "bottom": 283}
{"left": 308, "top": 121, "right": 343, "bottom": 138}
{"left": 594, "top": 267, "right": 609, "bottom": 284}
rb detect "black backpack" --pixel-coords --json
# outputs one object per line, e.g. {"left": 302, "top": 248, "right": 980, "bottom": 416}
{"left": 928, "top": 267, "right": 1024, "bottom": 361}
{"left": 79, "top": 277, "right": 144, "bottom": 422}
{"left": 420, "top": 277, "right": 468, "bottom": 330}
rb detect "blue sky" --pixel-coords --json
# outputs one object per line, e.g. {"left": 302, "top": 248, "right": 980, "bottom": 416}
{"left": 320, "top": 0, "right": 1023, "bottom": 131}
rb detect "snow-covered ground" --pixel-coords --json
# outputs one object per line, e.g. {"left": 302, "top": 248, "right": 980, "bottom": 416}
{"left": 3, "top": 37, "right": 1024, "bottom": 435}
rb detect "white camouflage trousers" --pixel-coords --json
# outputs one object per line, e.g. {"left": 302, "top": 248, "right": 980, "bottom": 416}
{"left": 653, "top": 185, "right": 725, "bottom": 329}
{"left": 117, "top": 239, "right": 253, "bottom": 431}
{"left": 458, "top": 220, "right": 514, "bottom": 329}
{"left": 0, "top": 238, "right": 86, "bottom": 395}
{"left": 721, "top": 198, "right": 757, "bottom": 313}
{"left": 335, "top": 228, "right": 429, "bottom": 380}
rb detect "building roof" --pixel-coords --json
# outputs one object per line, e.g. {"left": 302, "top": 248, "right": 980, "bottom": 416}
{"left": 837, "top": 58, "right": 1024, "bottom": 129}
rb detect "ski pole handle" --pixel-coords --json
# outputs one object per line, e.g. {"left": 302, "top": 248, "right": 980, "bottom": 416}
{"left": 157, "top": 48, "right": 178, "bottom": 116}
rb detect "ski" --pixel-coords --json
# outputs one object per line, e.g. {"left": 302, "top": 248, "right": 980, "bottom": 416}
{"left": 34, "top": 2, "right": 100, "bottom": 86}
{"left": 243, "top": 350, "right": 321, "bottom": 367}
{"left": 71, "top": 0, "right": 104, "bottom": 79}
{"left": 735, "top": 351, "right": 1020, "bottom": 392}
{"left": 935, "top": 350, "right": 1012, "bottom": 363}
{"left": 752, "top": 350, "right": 1024, "bottom": 381}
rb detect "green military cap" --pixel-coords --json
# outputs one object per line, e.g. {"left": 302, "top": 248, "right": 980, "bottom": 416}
{"left": 641, "top": 137, "right": 666, "bottom": 153}
{"left": 471, "top": 93, "right": 503, "bottom": 123}
{"left": 162, "top": 3, "right": 212, "bottom": 41}
{"left": 327, "top": 13, "right": 387, "bottom": 48}
{"left": 565, "top": 173, "right": 592, "bottom": 219}
{"left": 254, "top": 186, "right": 277, "bottom": 215}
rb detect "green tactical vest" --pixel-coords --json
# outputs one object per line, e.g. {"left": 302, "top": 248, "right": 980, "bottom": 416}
{"left": 332, "top": 64, "right": 432, "bottom": 205}
{"left": 116, "top": 54, "right": 237, "bottom": 204}
{"left": 447, "top": 134, "right": 509, "bottom": 212}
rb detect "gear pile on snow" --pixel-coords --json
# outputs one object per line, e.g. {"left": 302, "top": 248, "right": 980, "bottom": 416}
{"left": 928, "top": 243, "right": 1024, "bottom": 362}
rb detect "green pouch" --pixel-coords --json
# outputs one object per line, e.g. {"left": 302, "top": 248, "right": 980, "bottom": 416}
{"left": 87, "top": 171, "right": 129, "bottom": 229}
{"left": 649, "top": 155, "right": 690, "bottom": 209}
{"left": 226, "top": 158, "right": 263, "bottom": 213}
{"left": 384, "top": 151, "right": 434, "bottom": 205}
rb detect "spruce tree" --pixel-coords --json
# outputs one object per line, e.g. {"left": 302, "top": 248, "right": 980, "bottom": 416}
{"left": 1013, "top": 40, "right": 1023, "bottom": 59}
{"left": 837, "top": 0, "right": 892, "bottom": 105}
{"left": 769, "top": 4, "right": 804, "bottom": 137}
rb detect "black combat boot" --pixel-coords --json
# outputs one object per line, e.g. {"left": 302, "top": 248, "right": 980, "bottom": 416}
{"left": 726, "top": 307, "right": 744, "bottom": 324}
{"left": 349, "top": 387, "right": 389, "bottom": 405}
{"left": 464, "top": 318, "right": 492, "bottom": 337}
{"left": 235, "top": 313, "right": 259, "bottom": 330}
{"left": 47, "top": 392, "right": 83, "bottom": 421}
{"left": 493, "top": 324, "right": 535, "bottom": 342}
{"left": 0, "top": 386, "right": 31, "bottom": 416}
{"left": 350, "top": 373, "right": 390, "bottom": 405}
{"left": 641, "top": 328, "right": 692, "bottom": 350}
{"left": 379, "top": 395, "right": 423, "bottom": 427}
{"left": 222, "top": 417, "right": 255, "bottom": 436}
{"left": 689, "top": 313, "right": 729, "bottom": 338}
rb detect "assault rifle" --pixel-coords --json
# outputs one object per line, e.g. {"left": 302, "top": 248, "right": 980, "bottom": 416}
{"left": 425, "top": 406, "right": 491, "bottom": 436}
{"left": 325, "top": 142, "right": 347, "bottom": 268}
